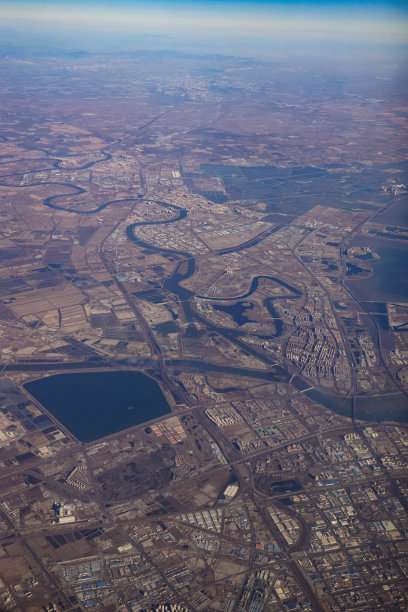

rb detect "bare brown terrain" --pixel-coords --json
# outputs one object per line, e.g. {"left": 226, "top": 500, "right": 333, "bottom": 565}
{"left": 0, "top": 45, "right": 407, "bottom": 611}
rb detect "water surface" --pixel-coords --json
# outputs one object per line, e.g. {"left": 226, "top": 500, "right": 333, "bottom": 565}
{"left": 346, "top": 236, "right": 408, "bottom": 303}
{"left": 25, "top": 371, "right": 171, "bottom": 442}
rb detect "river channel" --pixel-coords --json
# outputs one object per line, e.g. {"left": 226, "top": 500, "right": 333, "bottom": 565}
{"left": 5, "top": 146, "right": 407, "bottom": 424}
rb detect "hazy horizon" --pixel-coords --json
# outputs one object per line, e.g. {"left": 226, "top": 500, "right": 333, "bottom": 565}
{"left": 0, "top": 0, "right": 407, "bottom": 57}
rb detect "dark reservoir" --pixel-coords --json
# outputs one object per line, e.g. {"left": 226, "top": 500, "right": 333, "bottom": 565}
{"left": 345, "top": 236, "right": 408, "bottom": 303}
{"left": 24, "top": 371, "right": 171, "bottom": 442}
{"left": 213, "top": 301, "right": 254, "bottom": 326}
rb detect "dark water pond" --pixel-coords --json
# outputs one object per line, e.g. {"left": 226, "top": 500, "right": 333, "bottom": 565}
{"left": 25, "top": 371, "right": 171, "bottom": 442}
{"left": 354, "top": 393, "right": 408, "bottom": 422}
{"left": 345, "top": 236, "right": 408, "bottom": 302}
{"left": 374, "top": 196, "right": 408, "bottom": 227}
{"left": 305, "top": 388, "right": 407, "bottom": 423}
{"left": 214, "top": 301, "right": 254, "bottom": 326}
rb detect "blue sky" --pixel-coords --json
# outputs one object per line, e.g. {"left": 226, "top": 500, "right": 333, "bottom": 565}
{"left": 0, "top": 0, "right": 407, "bottom": 46}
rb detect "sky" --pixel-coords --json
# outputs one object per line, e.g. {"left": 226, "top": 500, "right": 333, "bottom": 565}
{"left": 0, "top": 0, "right": 407, "bottom": 52}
